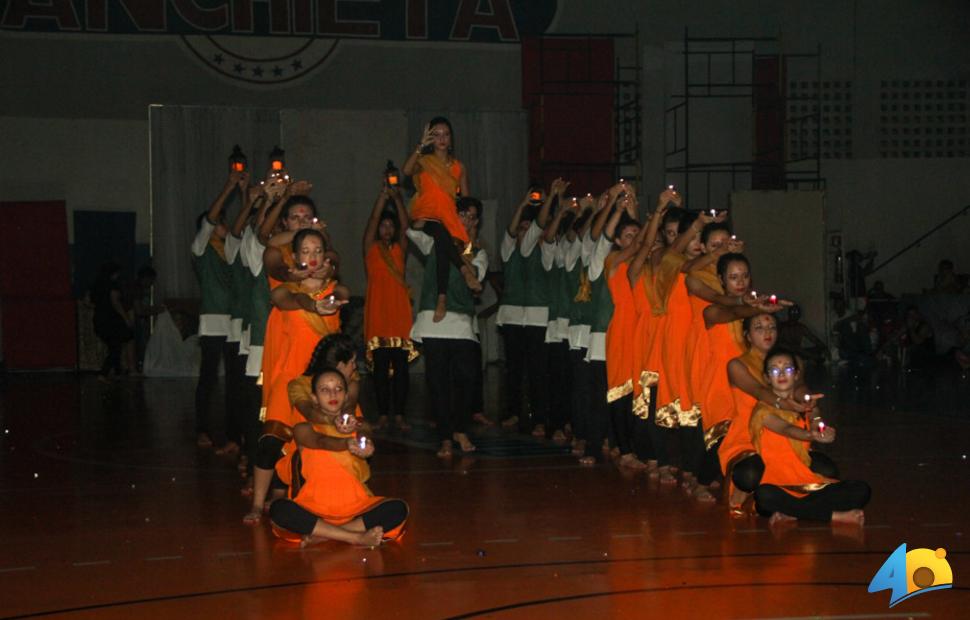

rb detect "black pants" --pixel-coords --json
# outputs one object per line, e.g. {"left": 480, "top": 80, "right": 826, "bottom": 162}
{"left": 502, "top": 325, "right": 548, "bottom": 430}
{"left": 270, "top": 498, "right": 409, "bottom": 536}
{"left": 733, "top": 451, "right": 840, "bottom": 493}
{"left": 195, "top": 335, "right": 232, "bottom": 436}
{"left": 646, "top": 391, "right": 674, "bottom": 467}
{"left": 224, "top": 341, "right": 248, "bottom": 445}
{"left": 423, "top": 337, "right": 477, "bottom": 442}
{"left": 241, "top": 375, "right": 262, "bottom": 472}
{"left": 679, "top": 425, "right": 705, "bottom": 476}
{"left": 372, "top": 347, "right": 410, "bottom": 419}
{"left": 470, "top": 341, "right": 485, "bottom": 415}
{"left": 99, "top": 339, "right": 124, "bottom": 376}
{"left": 584, "top": 360, "right": 609, "bottom": 460}
{"left": 698, "top": 437, "right": 723, "bottom": 486}
{"left": 569, "top": 350, "right": 591, "bottom": 440}
{"left": 609, "top": 393, "right": 655, "bottom": 460}
{"left": 755, "top": 480, "right": 871, "bottom": 521}
{"left": 545, "top": 340, "right": 571, "bottom": 432}
{"left": 423, "top": 220, "right": 465, "bottom": 297}
{"left": 255, "top": 435, "right": 286, "bottom": 471}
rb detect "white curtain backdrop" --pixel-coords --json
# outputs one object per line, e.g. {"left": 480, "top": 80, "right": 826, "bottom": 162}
{"left": 150, "top": 105, "right": 281, "bottom": 300}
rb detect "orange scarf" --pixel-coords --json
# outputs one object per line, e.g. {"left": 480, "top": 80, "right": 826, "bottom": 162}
{"left": 414, "top": 154, "right": 459, "bottom": 197}
{"left": 281, "top": 280, "right": 338, "bottom": 337}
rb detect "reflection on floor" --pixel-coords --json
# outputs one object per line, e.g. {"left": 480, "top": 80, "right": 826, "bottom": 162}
{"left": 0, "top": 363, "right": 968, "bottom": 619}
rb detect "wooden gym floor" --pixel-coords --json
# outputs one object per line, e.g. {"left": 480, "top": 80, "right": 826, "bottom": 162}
{"left": 0, "top": 365, "right": 968, "bottom": 619}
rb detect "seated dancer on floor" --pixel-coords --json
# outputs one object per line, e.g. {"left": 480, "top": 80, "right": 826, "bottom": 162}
{"left": 244, "top": 230, "right": 348, "bottom": 524}
{"left": 270, "top": 368, "right": 408, "bottom": 546}
{"left": 288, "top": 333, "right": 364, "bottom": 431}
{"left": 362, "top": 182, "right": 416, "bottom": 431}
{"left": 751, "top": 348, "right": 870, "bottom": 525}
{"left": 725, "top": 313, "right": 836, "bottom": 512}
{"left": 408, "top": 197, "right": 488, "bottom": 457}
{"left": 402, "top": 117, "right": 481, "bottom": 322}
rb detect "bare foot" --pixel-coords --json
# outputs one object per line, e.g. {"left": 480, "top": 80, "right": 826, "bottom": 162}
{"left": 645, "top": 459, "right": 659, "bottom": 475}
{"left": 680, "top": 472, "right": 697, "bottom": 490}
{"left": 658, "top": 466, "right": 677, "bottom": 485}
{"left": 240, "top": 483, "right": 254, "bottom": 498}
{"left": 215, "top": 441, "right": 240, "bottom": 456}
{"left": 472, "top": 413, "right": 493, "bottom": 427}
{"left": 300, "top": 534, "right": 330, "bottom": 548}
{"left": 460, "top": 265, "right": 483, "bottom": 293}
{"left": 571, "top": 440, "right": 587, "bottom": 457}
{"left": 453, "top": 433, "right": 476, "bottom": 453}
{"left": 356, "top": 526, "right": 384, "bottom": 547}
{"left": 551, "top": 429, "right": 567, "bottom": 444}
{"left": 375, "top": 415, "right": 389, "bottom": 430}
{"left": 578, "top": 456, "right": 596, "bottom": 466}
{"left": 619, "top": 454, "right": 648, "bottom": 470}
{"left": 692, "top": 485, "right": 716, "bottom": 503}
{"left": 531, "top": 424, "right": 546, "bottom": 438}
{"left": 432, "top": 295, "right": 447, "bottom": 322}
{"left": 501, "top": 415, "right": 518, "bottom": 428}
{"left": 769, "top": 512, "right": 797, "bottom": 526}
{"left": 831, "top": 509, "right": 865, "bottom": 525}
{"left": 437, "top": 440, "right": 454, "bottom": 458}
{"left": 196, "top": 433, "right": 213, "bottom": 449}
{"left": 708, "top": 480, "right": 721, "bottom": 491}
{"left": 243, "top": 508, "right": 262, "bottom": 525}
{"left": 728, "top": 487, "right": 750, "bottom": 513}
{"left": 393, "top": 415, "right": 411, "bottom": 431}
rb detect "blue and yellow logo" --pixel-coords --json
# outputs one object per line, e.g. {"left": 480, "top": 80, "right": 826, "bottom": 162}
{"left": 868, "top": 543, "right": 953, "bottom": 607}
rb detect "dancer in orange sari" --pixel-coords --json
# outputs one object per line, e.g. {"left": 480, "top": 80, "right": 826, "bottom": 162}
{"left": 402, "top": 117, "right": 481, "bottom": 321}
{"left": 244, "top": 229, "right": 348, "bottom": 524}
{"left": 363, "top": 183, "right": 416, "bottom": 430}
{"left": 269, "top": 368, "right": 408, "bottom": 546}
{"left": 751, "top": 349, "right": 869, "bottom": 525}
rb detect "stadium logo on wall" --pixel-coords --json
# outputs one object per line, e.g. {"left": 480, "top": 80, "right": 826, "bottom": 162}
{"left": 1, "top": 1, "right": 559, "bottom": 86}
{"left": 180, "top": 35, "right": 339, "bottom": 86}
{"left": 868, "top": 543, "right": 953, "bottom": 607}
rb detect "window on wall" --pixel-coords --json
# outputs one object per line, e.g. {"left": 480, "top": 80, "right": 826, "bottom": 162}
{"left": 788, "top": 80, "right": 854, "bottom": 161}
{"left": 879, "top": 80, "right": 968, "bottom": 158}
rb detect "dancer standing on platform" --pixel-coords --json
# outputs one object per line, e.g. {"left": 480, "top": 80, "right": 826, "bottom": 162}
{"left": 363, "top": 182, "right": 416, "bottom": 431}
{"left": 751, "top": 349, "right": 869, "bottom": 524}
{"left": 409, "top": 197, "right": 488, "bottom": 457}
{"left": 245, "top": 230, "right": 348, "bottom": 524}
{"left": 269, "top": 368, "right": 408, "bottom": 547}
{"left": 402, "top": 117, "right": 481, "bottom": 322}
{"left": 192, "top": 169, "right": 247, "bottom": 449}
{"left": 497, "top": 183, "right": 559, "bottom": 436}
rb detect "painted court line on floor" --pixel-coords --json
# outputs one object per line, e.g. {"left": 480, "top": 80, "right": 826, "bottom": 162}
{"left": 419, "top": 541, "right": 454, "bottom": 547}
{"left": 548, "top": 536, "right": 582, "bottom": 542}
{"left": 735, "top": 528, "right": 768, "bottom": 534}
{"left": 216, "top": 551, "right": 254, "bottom": 558}
{"left": 145, "top": 555, "right": 183, "bottom": 562}
{"left": 674, "top": 531, "right": 708, "bottom": 536}
{"left": 0, "top": 565, "right": 36, "bottom": 574}
{"left": 610, "top": 533, "right": 644, "bottom": 539}
{"left": 483, "top": 538, "right": 519, "bottom": 544}
{"left": 72, "top": 560, "right": 111, "bottom": 567}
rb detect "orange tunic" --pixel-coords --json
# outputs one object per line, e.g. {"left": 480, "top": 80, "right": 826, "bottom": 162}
{"left": 718, "top": 348, "right": 765, "bottom": 474}
{"left": 276, "top": 406, "right": 369, "bottom": 485}
{"left": 274, "top": 423, "right": 406, "bottom": 542}
{"left": 263, "top": 281, "right": 341, "bottom": 430}
{"left": 364, "top": 243, "right": 416, "bottom": 361}
{"left": 605, "top": 259, "right": 637, "bottom": 402}
{"left": 684, "top": 265, "right": 721, "bottom": 414}
{"left": 259, "top": 242, "right": 297, "bottom": 403}
{"left": 658, "top": 270, "right": 697, "bottom": 425}
{"left": 409, "top": 156, "right": 468, "bottom": 243}
{"left": 630, "top": 268, "right": 661, "bottom": 418}
{"left": 750, "top": 402, "right": 832, "bottom": 496}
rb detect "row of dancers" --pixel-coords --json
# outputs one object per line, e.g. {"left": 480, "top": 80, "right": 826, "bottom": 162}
{"left": 191, "top": 117, "right": 870, "bottom": 548}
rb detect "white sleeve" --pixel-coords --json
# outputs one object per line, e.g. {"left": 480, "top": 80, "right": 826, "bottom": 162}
{"left": 566, "top": 237, "right": 583, "bottom": 269}
{"left": 224, "top": 233, "right": 242, "bottom": 264}
{"left": 540, "top": 240, "right": 556, "bottom": 271}
{"left": 246, "top": 230, "right": 267, "bottom": 277}
{"left": 500, "top": 232, "right": 516, "bottom": 263}
{"left": 588, "top": 235, "right": 613, "bottom": 282}
{"left": 555, "top": 240, "right": 567, "bottom": 267}
{"left": 581, "top": 230, "right": 594, "bottom": 265}
{"left": 519, "top": 221, "right": 543, "bottom": 257}
{"left": 238, "top": 227, "right": 253, "bottom": 268}
{"left": 472, "top": 249, "right": 488, "bottom": 281}
{"left": 191, "top": 218, "right": 215, "bottom": 257}
{"left": 406, "top": 228, "right": 433, "bottom": 256}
